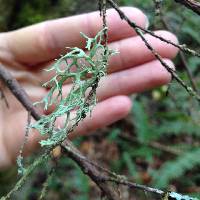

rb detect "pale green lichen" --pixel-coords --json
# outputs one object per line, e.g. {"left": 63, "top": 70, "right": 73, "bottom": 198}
{"left": 162, "top": 191, "right": 199, "bottom": 200}
{"left": 169, "top": 192, "right": 199, "bottom": 200}
{"left": 31, "top": 28, "right": 117, "bottom": 147}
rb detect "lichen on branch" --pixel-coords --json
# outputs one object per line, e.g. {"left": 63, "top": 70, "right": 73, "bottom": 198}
{"left": 31, "top": 27, "right": 117, "bottom": 147}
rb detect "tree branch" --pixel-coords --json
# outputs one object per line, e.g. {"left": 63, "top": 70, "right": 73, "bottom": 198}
{"left": 160, "top": 14, "right": 198, "bottom": 93}
{"left": 107, "top": 0, "right": 200, "bottom": 103}
{"left": 61, "top": 140, "right": 120, "bottom": 200}
{"left": 0, "top": 51, "right": 197, "bottom": 200}
{"left": 1, "top": 152, "right": 50, "bottom": 200}
{"left": 0, "top": 63, "right": 120, "bottom": 200}
{"left": 0, "top": 1, "right": 199, "bottom": 198}
{"left": 0, "top": 64, "right": 41, "bottom": 121}
{"left": 173, "top": 0, "right": 200, "bottom": 15}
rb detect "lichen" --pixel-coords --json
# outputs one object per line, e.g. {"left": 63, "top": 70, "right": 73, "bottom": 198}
{"left": 31, "top": 27, "right": 117, "bottom": 147}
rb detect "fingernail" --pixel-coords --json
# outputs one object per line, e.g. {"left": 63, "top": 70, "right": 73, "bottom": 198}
{"left": 145, "top": 16, "right": 150, "bottom": 29}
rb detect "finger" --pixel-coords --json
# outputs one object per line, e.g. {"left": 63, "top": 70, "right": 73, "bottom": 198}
{"left": 108, "top": 30, "right": 178, "bottom": 73}
{"left": 44, "top": 58, "right": 174, "bottom": 115}
{"left": 60, "top": 95, "right": 132, "bottom": 138}
{"left": 54, "top": 58, "right": 174, "bottom": 108}
{"left": 96, "top": 59, "right": 174, "bottom": 101}
{"left": 0, "top": 137, "right": 11, "bottom": 169}
{"left": 3, "top": 7, "right": 148, "bottom": 65}
{"left": 7, "top": 83, "right": 48, "bottom": 113}
{"left": 2, "top": 110, "right": 43, "bottom": 165}
{"left": 30, "top": 96, "right": 131, "bottom": 150}
{"left": 35, "top": 30, "right": 178, "bottom": 83}
{"left": 2, "top": 95, "right": 131, "bottom": 165}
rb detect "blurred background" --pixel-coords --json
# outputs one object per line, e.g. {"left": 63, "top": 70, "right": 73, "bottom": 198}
{"left": 0, "top": 0, "right": 200, "bottom": 199}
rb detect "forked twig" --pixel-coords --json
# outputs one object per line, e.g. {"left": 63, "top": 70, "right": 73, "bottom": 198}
{"left": 107, "top": 0, "right": 200, "bottom": 103}
{"left": 173, "top": 0, "right": 200, "bottom": 15}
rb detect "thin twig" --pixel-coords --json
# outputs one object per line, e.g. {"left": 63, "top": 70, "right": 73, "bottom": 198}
{"left": 0, "top": 2, "right": 199, "bottom": 199}
{"left": 120, "top": 134, "right": 182, "bottom": 156}
{"left": 135, "top": 25, "right": 200, "bottom": 58}
{"left": 17, "top": 111, "right": 32, "bottom": 175}
{"left": 173, "top": 0, "right": 200, "bottom": 15}
{"left": 160, "top": 14, "right": 198, "bottom": 93}
{"left": 61, "top": 140, "right": 121, "bottom": 200}
{"left": 153, "top": 0, "right": 163, "bottom": 16}
{"left": 39, "top": 167, "right": 55, "bottom": 200}
{"left": 0, "top": 64, "right": 41, "bottom": 121}
{"left": 61, "top": 140, "right": 192, "bottom": 200}
{"left": 107, "top": 0, "right": 200, "bottom": 103}
{"left": 0, "top": 63, "right": 120, "bottom": 200}
{"left": 107, "top": 2, "right": 200, "bottom": 58}
{"left": 0, "top": 152, "right": 50, "bottom": 200}
{"left": 102, "top": 176, "right": 164, "bottom": 196}
{"left": 0, "top": 86, "right": 9, "bottom": 108}
{"left": 179, "top": 52, "right": 198, "bottom": 92}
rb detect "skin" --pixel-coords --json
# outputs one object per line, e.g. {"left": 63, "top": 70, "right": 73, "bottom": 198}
{"left": 0, "top": 7, "right": 178, "bottom": 169}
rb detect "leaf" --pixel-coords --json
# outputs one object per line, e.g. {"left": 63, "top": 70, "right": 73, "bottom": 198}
{"left": 132, "top": 100, "right": 151, "bottom": 143}
{"left": 153, "top": 148, "right": 200, "bottom": 188}
{"left": 123, "top": 152, "right": 138, "bottom": 178}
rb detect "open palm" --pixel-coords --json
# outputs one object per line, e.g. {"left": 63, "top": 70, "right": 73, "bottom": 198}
{"left": 0, "top": 7, "right": 178, "bottom": 169}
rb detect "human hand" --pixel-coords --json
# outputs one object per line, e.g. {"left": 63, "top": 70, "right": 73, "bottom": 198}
{"left": 0, "top": 7, "right": 178, "bottom": 169}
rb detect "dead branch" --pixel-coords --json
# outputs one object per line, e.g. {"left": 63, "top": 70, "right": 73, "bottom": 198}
{"left": 0, "top": 63, "right": 120, "bottom": 200}
{"left": 0, "top": 0, "right": 199, "bottom": 199}
{"left": 173, "top": 0, "right": 200, "bottom": 15}
{"left": 0, "top": 64, "right": 41, "bottom": 120}
{"left": 107, "top": 0, "right": 200, "bottom": 103}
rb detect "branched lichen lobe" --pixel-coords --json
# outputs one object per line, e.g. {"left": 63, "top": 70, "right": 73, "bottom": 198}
{"left": 31, "top": 28, "right": 117, "bottom": 147}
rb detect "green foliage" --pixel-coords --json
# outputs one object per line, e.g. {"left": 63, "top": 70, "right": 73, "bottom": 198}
{"left": 122, "top": 152, "right": 137, "bottom": 177}
{"left": 31, "top": 28, "right": 116, "bottom": 146}
{"left": 46, "top": 157, "right": 91, "bottom": 200}
{"left": 153, "top": 149, "right": 200, "bottom": 188}
{"left": 132, "top": 101, "right": 151, "bottom": 143}
{"left": 154, "top": 120, "right": 200, "bottom": 137}
{"left": 119, "top": 3, "right": 200, "bottom": 194}
{"left": 131, "top": 92, "right": 200, "bottom": 191}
